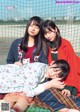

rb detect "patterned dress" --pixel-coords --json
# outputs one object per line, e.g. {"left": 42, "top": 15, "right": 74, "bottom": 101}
{"left": 0, "top": 62, "right": 48, "bottom": 97}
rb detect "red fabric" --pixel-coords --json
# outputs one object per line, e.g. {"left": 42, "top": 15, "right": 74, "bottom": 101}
{"left": 48, "top": 38, "right": 80, "bottom": 96}
{"left": 24, "top": 45, "right": 35, "bottom": 62}
{"left": 12, "top": 107, "right": 20, "bottom": 112}
{"left": 0, "top": 94, "right": 6, "bottom": 99}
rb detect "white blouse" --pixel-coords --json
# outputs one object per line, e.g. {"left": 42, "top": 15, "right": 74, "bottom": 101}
{"left": 0, "top": 62, "right": 48, "bottom": 97}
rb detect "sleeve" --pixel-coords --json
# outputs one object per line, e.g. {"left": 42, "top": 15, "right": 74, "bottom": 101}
{"left": 38, "top": 50, "right": 48, "bottom": 64}
{"left": 6, "top": 39, "right": 20, "bottom": 64}
{"left": 64, "top": 86, "right": 77, "bottom": 95}
{"left": 65, "top": 44, "right": 78, "bottom": 88}
{"left": 60, "top": 40, "right": 79, "bottom": 91}
{"left": 6, "top": 41, "right": 15, "bottom": 64}
{"left": 26, "top": 83, "right": 45, "bottom": 97}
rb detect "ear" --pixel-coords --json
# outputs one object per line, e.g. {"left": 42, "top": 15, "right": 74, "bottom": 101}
{"left": 55, "top": 27, "right": 57, "bottom": 33}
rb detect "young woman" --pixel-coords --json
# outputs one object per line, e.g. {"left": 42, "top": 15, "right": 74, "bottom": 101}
{"left": 34, "top": 20, "right": 80, "bottom": 112}
{"left": 41, "top": 19, "right": 80, "bottom": 96}
{"left": 6, "top": 16, "right": 46, "bottom": 65}
{"left": 0, "top": 60, "right": 68, "bottom": 112}
{"left": 0, "top": 16, "right": 45, "bottom": 110}
{"left": 1, "top": 60, "right": 80, "bottom": 112}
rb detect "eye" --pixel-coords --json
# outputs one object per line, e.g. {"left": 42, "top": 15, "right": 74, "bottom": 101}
{"left": 48, "top": 31, "right": 51, "bottom": 34}
{"left": 35, "top": 26, "right": 39, "bottom": 29}
{"left": 44, "top": 31, "right": 51, "bottom": 36}
{"left": 53, "top": 69, "right": 57, "bottom": 72}
{"left": 30, "top": 24, "right": 33, "bottom": 27}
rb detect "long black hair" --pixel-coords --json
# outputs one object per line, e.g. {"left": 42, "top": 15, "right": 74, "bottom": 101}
{"left": 20, "top": 16, "right": 43, "bottom": 55}
{"left": 42, "top": 20, "right": 62, "bottom": 57}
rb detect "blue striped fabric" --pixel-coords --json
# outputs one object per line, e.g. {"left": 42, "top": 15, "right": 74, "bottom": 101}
{"left": 34, "top": 88, "right": 80, "bottom": 111}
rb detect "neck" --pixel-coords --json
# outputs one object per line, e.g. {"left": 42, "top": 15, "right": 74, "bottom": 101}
{"left": 28, "top": 36, "right": 35, "bottom": 47}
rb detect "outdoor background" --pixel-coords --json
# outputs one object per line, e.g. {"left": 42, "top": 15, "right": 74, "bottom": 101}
{"left": 0, "top": 0, "right": 80, "bottom": 64}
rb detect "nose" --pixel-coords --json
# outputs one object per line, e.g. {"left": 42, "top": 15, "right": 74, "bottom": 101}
{"left": 46, "top": 33, "right": 50, "bottom": 39}
{"left": 31, "top": 26, "right": 35, "bottom": 31}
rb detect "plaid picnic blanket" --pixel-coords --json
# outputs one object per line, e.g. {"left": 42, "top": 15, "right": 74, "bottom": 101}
{"left": 34, "top": 88, "right": 80, "bottom": 112}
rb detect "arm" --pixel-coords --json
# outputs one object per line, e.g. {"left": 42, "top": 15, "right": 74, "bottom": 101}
{"left": 6, "top": 38, "right": 22, "bottom": 64}
{"left": 6, "top": 41, "right": 15, "bottom": 63}
{"left": 59, "top": 39, "right": 79, "bottom": 91}
{"left": 26, "top": 78, "right": 65, "bottom": 97}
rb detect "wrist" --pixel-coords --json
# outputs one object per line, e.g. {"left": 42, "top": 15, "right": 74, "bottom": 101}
{"left": 44, "top": 81, "right": 52, "bottom": 90}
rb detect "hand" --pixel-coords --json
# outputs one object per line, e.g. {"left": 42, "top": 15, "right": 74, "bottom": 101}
{"left": 14, "top": 61, "right": 23, "bottom": 66}
{"left": 50, "top": 61, "right": 55, "bottom": 65}
{"left": 48, "top": 78, "right": 65, "bottom": 89}
{"left": 61, "top": 89, "right": 71, "bottom": 97}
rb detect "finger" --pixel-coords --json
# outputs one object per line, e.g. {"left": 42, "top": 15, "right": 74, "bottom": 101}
{"left": 59, "top": 85, "right": 65, "bottom": 89}
{"left": 61, "top": 90, "right": 64, "bottom": 95}
{"left": 67, "top": 92, "right": 71, "bottom": 97}
{"left": 50, "top": 61, "right": 55, "bottom": 65}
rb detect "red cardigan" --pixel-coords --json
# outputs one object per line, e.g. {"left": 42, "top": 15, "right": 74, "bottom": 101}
{"left": 48, "top": 38, "right": 80, "bottom": 96}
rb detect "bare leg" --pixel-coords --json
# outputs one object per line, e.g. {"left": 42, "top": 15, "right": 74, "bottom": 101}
{"left": 13, "top": 96, "right": 29, "bottom": 112}
{"left": 3, "top": 94, "right": 16, "bottom": 108}
{"left": 59, "top": 108, "right": 79, "bottom": 112}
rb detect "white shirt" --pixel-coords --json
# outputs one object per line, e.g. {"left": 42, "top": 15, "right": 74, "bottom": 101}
{"left": 0, "top": 62, "right": 48, "bottom": 97}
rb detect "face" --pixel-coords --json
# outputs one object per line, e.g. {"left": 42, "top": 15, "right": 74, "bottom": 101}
{"left": 28, "top": 21, "right": 40, "bottom": 37}
{"left": 44, "top": 28, "right": 57, "bottom": 42}
{"left": 45, "top": 64, "right": 61, "bottom": 79}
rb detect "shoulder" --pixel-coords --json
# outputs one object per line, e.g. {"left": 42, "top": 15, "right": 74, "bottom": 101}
{"left": 10, "top": 38, "right": 23, "bottom": 48}
{"left": 29, "top": 62, "right": 47, "bottom": 67}
{"left": 61, "top": 38, "right": 73, "bottom": 48}
{"left": 62, "top": 38, "right": 71, "bottom": 45}
{"left": 12, "top": 37, "right": 23, "bottom": 44}
{"left": 59, "top": 38, "right": 74, "bottom": 53}
{"left": 34, "top": 62, "right": 47, "bottom": 65}
{"left": 27, "top": 62, "right": 48, "bottom": 70}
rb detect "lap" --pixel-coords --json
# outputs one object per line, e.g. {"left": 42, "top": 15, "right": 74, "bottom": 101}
{"left": 35, "top": 88, "right": 80, "bottom": 111}
{"left": 3, "top": 93, "right": 21, "bottom": 102}
{"left": 3, "top": 93, "right": 33, "bottom": 105}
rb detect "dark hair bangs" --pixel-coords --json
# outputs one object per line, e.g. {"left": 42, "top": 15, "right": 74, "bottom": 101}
{"left": 32, "top": 20, "right": 41, "bottom": 28}
{"left": 42, "top": 25, "right": 53, "bottom": 34}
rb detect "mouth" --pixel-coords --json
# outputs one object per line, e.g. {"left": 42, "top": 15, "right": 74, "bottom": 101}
{"left": 48, "top": 38, "right": 52, "bottom": 41}
{"left": 30, "top": 31, "right": 35, "bottom": 34}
